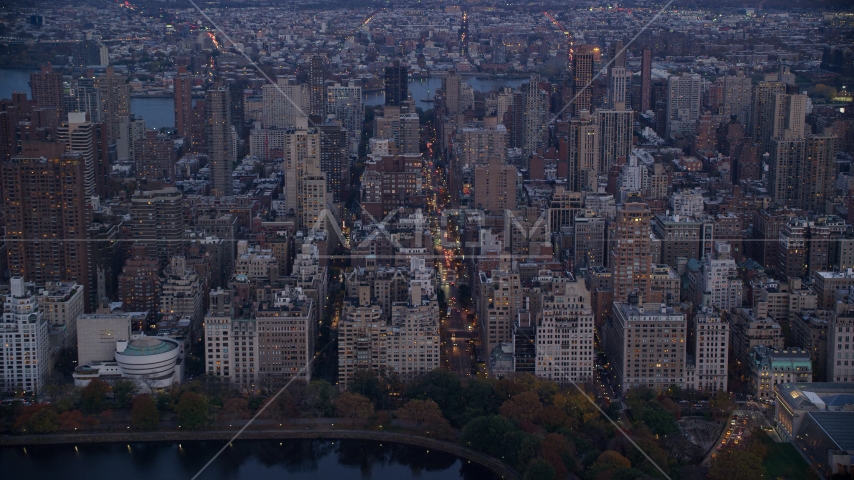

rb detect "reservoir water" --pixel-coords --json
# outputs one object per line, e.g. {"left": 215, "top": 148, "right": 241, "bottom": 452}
{"left": 1, "top": 438, "right": 499, "bottom": 480}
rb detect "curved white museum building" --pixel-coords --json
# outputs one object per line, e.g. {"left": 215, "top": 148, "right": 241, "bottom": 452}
{"left": 73, "top": 335, "right": 183, "bottom": 391}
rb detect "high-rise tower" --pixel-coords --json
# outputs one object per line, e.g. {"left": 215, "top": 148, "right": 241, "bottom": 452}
{"left": 66, "top": 75, "right": 101, "bottom": 123}
{"left": 640, "top": 48, "right": 652, "bottom": 112}
{"left": 174, "top": 66, "right": 193, "bottom": 142}
{"left": 572, "top": 45, "right": 595, "bottom": 115}
{"left": 97, "top": 66, "right": 130, "bottom": 144}
{"left": 607, "top": 40, "right": 628, "bottom": 109}
{"left": 30, "top": 64, "right": 65, "bottom": 126}
{"left": 610, "top": 197, "right": 653, "bottom": 303}
{"left": 751, "top": 80, "right": 786, "bottom": 153}
{"left": 384, "top": 61, "right": 408, "bottom": 107}
{"left": 205, "top": 86, "right": 234, "bottom": 196}
{"left": 308, "top": 55, "right": 326, "bottom": 118}
{"left": 4, "top": 145, "right": 91, "bottom": 305}
{"left": 57, "top": 112, "right": 98, "bottom": 201}
{"left": 666, "top": 73, "right": 702, "bottom": 137}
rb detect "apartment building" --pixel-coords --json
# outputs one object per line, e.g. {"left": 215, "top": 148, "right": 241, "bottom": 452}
{"left": 256, "top": 287, "right": 315, "bottom": 386}
{"left": 731, "top": 307, "right": 785, "bottom": 363}
{"left": 39, "top": 281, "right": 85, "bottom": 344}
{"left": 0, "top": 278, "right": 50, "bottom": 394}
{"left": 535, "top": 276, "right": 595, "bottom": 384}
{"left": 827, "top": 305, "right": 854, "bottom": 383}
{"left": 691, "top": 309, "right": 729, "bottom": 393}
{"left": 603, "top": 299, "right": 687, "bottom": 393}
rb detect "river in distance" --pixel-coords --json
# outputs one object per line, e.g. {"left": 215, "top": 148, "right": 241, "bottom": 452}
{"left": 0, "top": 438, "right": 500, "bottom": 480}
{"left": 0, "top": 69, "right": 528, "bottom": 130}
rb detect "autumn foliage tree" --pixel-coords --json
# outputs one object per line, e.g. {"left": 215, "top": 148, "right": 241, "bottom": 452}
{"left": 335, "top": 392, "right": 374, "bottom": 425}
{"left": 176, "top": 391, "right": 209, "bottom": 430}
{"left": 131, "top": 394, "right": 160, "bottom": 430}
{"left": 524, "top": 458, "right": 555, "bottom": 480}
{"left": 58, "top": 409, "right": 84, "bottom": 431}
{"left": 500, "top": 391, "right": 544, "bottom": 425}
{"left": 80, "top": 379, "right": 111, "bottom": 413}
{"left": 541, "top": 433, "right": 575, "bottom": 478}
{"left": 219, "top": 397, "right": 251, "bottom": 422}
{"left": 110, "top": 379, "right": 138, "bottom": 409}
{"left": 396, "top": 399, "right": 452, "bottom": 438}
{"left": 708, "top": 449, "right": 765, "bottom": 480}
{"left": 14, "top": 403, "right": 60, "bottom": 433}
{"left": 587, "top": 450, "right": 638, "bottom": 480}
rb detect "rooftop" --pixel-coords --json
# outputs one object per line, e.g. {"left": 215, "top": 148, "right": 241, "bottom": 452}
{"left": 119, "top": 337, "right": 177, "bottom": 356}
{"left": 806, "top": 412, "right": 854, "bottom": 451}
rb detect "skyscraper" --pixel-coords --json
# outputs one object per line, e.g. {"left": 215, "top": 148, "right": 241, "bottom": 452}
{"left": 597, "top": 106, "right": 632, "bottom": 173}
{"left": 666, "top": 73, "right": 702, "bottom": 137}
{"left": 308, "top": 55, "right": 326, "bottom": 118}
{"left": 173, "top": 66, "right": 193, "bottom": 142}
{"left": 770, "top": 138, "right": 806, "bottom": 207}
{"left": 473, "top": 156, "right": 516, "bottom": 213}
{"left": 30, "top": 64, "right": 65, "bottom": 126}
{"left": 384, "top": 61, "right": 408, "bottom": 107}
{"left": 116, "top": 114, "right": 146, "bottom": 162}
{"left": 399, "top": 112, "right": 420, "bottom": 155}
{"left": 57, "top": 112, "right": 98, "bottom": 201}
{"left": 205, "top": 86, "right": 234, "bottom": 196}
{"left": 607, "top": 40, "right": 628, "bottom": 109}
{"left": 523, "top": 76, "right": 548, "bottom": 155}
{"left": 134, "top": 129, "right": 176, "bottom": 181}
{"left": 443, "top": 70, "right": 462, "bottom": 115}
{"left": 326, "top": 81, "right": 363, "bottom": 155}
{"left": 3, "top": 146, "right": 91, "bottom": 304}
{"left": 751, "top": 80, "right": 786, "bottom": 153}
{"left": 66, "top": 75, "right": 101, "bottom": 123}
{"left": 572, "top": 45, "right": 595, "bottom": 115}
{"left": 191, "top": 99, "right": 206, "bottom": 153}
{"left": 610, "top": 198, "right": 653, "bottom": 303}
{"left": 772, "top": 92, "right": 807, "bottom": 140}
{"left": 574, "top": 210, "right": 607, "bottom": 268}
{"left": 722, "top": 74, "right": 753, "bottom": 125}
{"left": 318, "top": 120, "right": 348, "bottom": 204}
{"left": 803, "top": 133, "right": 838, "bottom": 212}
{"left": 282, "top": 129, "right": 324, "bottom": 229}
{"left": 97, "top": 66, "right": 130, "bottom": 144}
{"left": 262, "top": 80, "right": 308, "bottom": 129}
{"left": 130, "top": 187, "right": 185, "bottom": 267}
{"left": 640, "top": 47, "right": 652, "bottom": 112}
{"left": 92, "top": 118, "right": 111, "bottom": 197}
{"left": 440, "top": 70, "right": 473, "bottom": 115}
{"left": 505, "top": 91, "right": 526, "bottom": 149}
{"left": 228, "top": 82, "right": 246, "bottom": 147}
{"left": 768, "top": 93, "right": 808, "bottom": 207}
{"left": 567, "top": 110, "right": 599, "bottom": 192}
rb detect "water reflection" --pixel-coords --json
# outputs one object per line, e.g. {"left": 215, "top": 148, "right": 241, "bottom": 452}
{"left": 1, "top": 439, "right": 500, "bottom": 480}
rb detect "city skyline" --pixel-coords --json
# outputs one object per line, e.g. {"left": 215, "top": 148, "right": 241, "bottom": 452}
{"left": 0, "top": 2, "right": 853, "bottom": 480}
